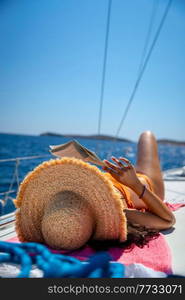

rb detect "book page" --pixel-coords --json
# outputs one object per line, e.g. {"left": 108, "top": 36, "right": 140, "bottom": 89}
{"left": 49, "top": 140, "right": 106, "bottom": 167}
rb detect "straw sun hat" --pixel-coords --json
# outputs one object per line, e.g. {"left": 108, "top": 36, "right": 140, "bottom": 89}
{"left": 14, "top": 157, "right": 127, "bottom": 250}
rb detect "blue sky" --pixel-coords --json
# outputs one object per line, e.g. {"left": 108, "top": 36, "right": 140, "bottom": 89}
{"left": 0, "top": 0, "right": 185, "bottom": 141}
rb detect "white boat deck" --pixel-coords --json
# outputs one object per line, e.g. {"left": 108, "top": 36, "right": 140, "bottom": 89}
{"left": 163, "top": 179, "right": 185, "bottom": 276}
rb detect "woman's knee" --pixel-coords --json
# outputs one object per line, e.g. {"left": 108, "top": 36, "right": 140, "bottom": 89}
{"left": 139, "top": 131, "right": 156, "bottom": 140}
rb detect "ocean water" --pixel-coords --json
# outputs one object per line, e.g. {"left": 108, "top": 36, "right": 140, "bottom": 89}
{"left": 0, "top": 133, "right": 185, "bottom": 215}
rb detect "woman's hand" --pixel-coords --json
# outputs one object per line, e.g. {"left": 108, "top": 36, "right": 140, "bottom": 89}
{"left": 103, "top": 156, "right": 140, "bottom": 190}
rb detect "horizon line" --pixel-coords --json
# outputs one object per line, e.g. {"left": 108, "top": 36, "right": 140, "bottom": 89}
{"left": 0, "top": 131, "right": 185, "bottom": 144}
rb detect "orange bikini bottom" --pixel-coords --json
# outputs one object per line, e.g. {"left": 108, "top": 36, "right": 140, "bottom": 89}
{"left": 104, "top": 172, "right": 154, "bottom": 209}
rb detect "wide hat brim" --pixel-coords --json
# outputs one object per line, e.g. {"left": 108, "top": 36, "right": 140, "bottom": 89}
{"left": 15, "top": 157, "right": 127, "bottom": 249}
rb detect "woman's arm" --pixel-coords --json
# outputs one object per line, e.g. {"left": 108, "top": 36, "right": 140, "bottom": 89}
{"left": 103, "top": 156, "right": 175, "bottom": 229}
{"left": 124, "top": 208, "right": 175, "bottom": 230}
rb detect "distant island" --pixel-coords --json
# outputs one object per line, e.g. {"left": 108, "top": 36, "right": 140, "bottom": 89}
{"left": 157, "top": 139, "right": 185, "bottom": 146}
{"left": 40, "top": 132, "right": 132, "bottom": 143}
{"left": 40, "top": 132, "right": 185, "bottom": 146}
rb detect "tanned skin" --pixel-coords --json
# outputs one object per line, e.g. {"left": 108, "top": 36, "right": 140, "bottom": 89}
{"left": 103, "top": 131, "right": 175, "bottom": 230}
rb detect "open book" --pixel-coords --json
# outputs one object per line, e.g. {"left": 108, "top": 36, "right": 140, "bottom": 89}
{"left": 49, "top": 140, "right": 106, "bottom": 167}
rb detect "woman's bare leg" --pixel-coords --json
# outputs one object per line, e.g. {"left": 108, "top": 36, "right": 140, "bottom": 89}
{"left": 135, "top": 131, "right": 165, "bottom": 200}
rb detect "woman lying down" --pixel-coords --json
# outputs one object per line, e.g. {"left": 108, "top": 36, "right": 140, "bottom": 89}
{"left": 14, "top": 131, "right": 175, "bottom": 250}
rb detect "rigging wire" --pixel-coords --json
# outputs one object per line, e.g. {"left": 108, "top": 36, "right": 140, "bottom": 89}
{"left": 115, "top": 0, "right": 173, "bottom": 139}
{"left": 97, "top": 0, "right": 112, "bottom": 135}
{"left": 137, "top": 0, "right": 159, "bottom": 76}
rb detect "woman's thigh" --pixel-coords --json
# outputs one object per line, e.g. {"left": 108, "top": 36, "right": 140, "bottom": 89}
{"left": 135, "top": 131, "right": 165, "bottom": 200}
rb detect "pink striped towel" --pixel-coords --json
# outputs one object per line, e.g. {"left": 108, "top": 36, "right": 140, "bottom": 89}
{"left": 8, "top": 202, "right": 185, "bottom": 274}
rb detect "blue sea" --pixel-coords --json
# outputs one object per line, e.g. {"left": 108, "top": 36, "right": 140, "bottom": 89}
{"left": 0, "top": 133, "right": 185, "bottom": 215}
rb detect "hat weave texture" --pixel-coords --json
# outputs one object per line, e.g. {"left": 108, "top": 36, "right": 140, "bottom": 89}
{"left": 15, "top": 157, "right": 127, "bottom": 250}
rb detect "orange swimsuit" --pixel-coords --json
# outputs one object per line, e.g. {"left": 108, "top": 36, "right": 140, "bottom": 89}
{"left": 104, "top": 172, "right": 154, "bottom": 209}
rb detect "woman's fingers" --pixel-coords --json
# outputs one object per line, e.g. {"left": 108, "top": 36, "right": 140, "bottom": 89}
{"left": 119, "top": 157, "right": 132, "bottom": 167}
{"left": 104, "top": 158, "right": 128, "bottom": 173}
{"left": 103, "top": 160, "right": 119, "bottom": 172}
{"left": 103, "top": 156, "right": 132, "bottom": 175}
{"left": 102, "top": 165, "right": 120, "bottom": 175}
{"left": 111, "top": 156, "right": 123, "bottom": 167}
{"left": 111, "top": 156, "right": 130, "bottom": 170}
